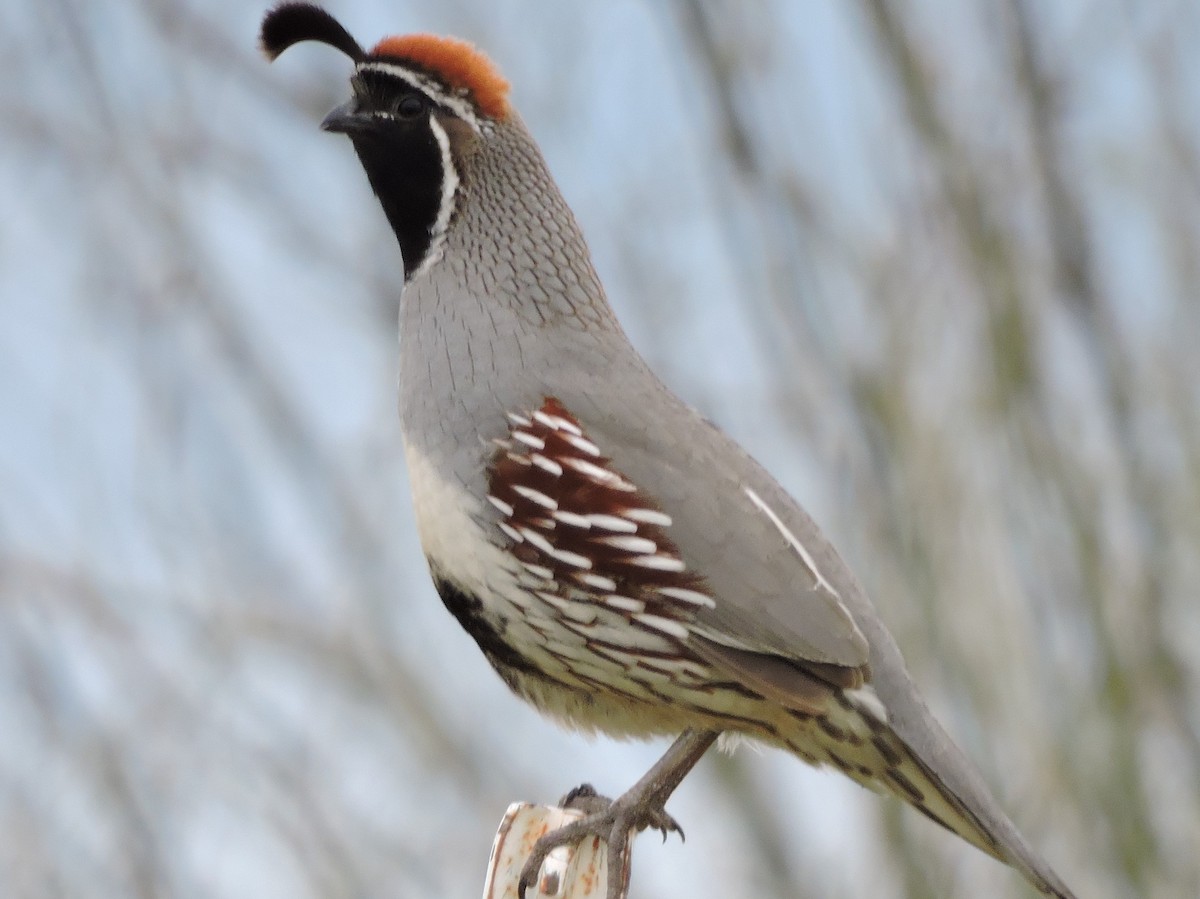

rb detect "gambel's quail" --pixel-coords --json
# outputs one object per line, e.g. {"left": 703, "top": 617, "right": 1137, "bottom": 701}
{"left": 260, "top": 5, "right": 1076, "bottom": 897}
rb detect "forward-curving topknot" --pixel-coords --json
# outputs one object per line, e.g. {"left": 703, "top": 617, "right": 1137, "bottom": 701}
{"left": 260, "top": 3, "right": 364, "bottom": 62}
{"left": 370, "top": 34, "right": 511, "bottom": 120}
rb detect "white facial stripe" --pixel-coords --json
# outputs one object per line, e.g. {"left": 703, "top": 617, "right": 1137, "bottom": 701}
{"left": 416, "top": 115, "right": 460, "bottom": 280}
{"left": 356, "top": 61, "right": 482, "bottom": 131}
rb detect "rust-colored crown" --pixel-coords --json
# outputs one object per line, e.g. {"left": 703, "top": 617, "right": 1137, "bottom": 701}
{"left": 371, "top": 34, "right": 511, "bottom": 120}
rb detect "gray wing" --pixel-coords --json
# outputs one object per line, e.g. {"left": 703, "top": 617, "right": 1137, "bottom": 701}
{"left": 560, "top": 372, "right": 873, "bottom": 675}
{"left": 556, "top": 374, "right": 1077, "bottom": 899}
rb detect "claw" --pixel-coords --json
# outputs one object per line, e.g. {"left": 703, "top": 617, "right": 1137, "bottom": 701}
{"left": 560, "top": 783, "right": 609, "bottom": 815}
{"left": 516, "top": 783, "right": 681, "bottom": 898}
{"left": 516, "top": 731, "right": 717, "bottom": 899}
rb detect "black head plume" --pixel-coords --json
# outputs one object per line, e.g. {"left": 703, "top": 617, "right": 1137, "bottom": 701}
{"left": 260, "top": 3, "right": 364, "bottom": 63}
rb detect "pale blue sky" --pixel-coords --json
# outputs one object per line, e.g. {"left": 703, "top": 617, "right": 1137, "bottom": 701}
{"left": 2, "top": 2, "right": 1196, "bottom": 897}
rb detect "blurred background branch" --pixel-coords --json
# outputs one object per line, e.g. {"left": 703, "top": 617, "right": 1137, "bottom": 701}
{"left": 2, "top": 1, "right": 1197, "bottom": 897}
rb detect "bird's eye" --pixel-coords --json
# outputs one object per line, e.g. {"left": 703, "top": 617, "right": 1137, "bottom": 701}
{"left": 395, "top": 93, "right": 426, "bottom": 119}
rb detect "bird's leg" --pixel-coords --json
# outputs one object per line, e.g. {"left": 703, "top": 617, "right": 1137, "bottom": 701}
{"left": 517, "top": 729, "right": 719, "bottom": 899}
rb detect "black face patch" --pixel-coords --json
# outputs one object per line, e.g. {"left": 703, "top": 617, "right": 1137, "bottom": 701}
{"left": 341, "top": 70, "right": 455, "bottom": 279}
{"left": 350, "top": 126, "right": 442, "bottom": 278}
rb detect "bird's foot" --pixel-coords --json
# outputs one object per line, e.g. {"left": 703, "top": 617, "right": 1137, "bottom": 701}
{"left": 516, "top": 782, "right": 684, "bottom": 899}
{"left": 559, "top": 783, "right": 685, "bottom": 842}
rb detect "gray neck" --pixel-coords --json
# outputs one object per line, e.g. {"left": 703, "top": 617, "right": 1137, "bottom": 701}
{"left": 397, "top": 113, "right": 632, "bottom": 482}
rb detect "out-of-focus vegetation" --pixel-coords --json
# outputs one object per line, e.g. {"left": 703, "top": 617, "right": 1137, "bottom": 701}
{"left": 2, "top": 1, "right": 1196, "bottom": 897}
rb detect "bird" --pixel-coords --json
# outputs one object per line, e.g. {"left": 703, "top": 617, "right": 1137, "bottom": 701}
{"left": 259, "top": 4, "right": 1077, "bottom": 898}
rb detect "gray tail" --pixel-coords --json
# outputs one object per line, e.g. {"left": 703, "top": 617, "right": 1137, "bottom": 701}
{"left": 785, "top": 689, "right": 1077, "bottom": 899}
